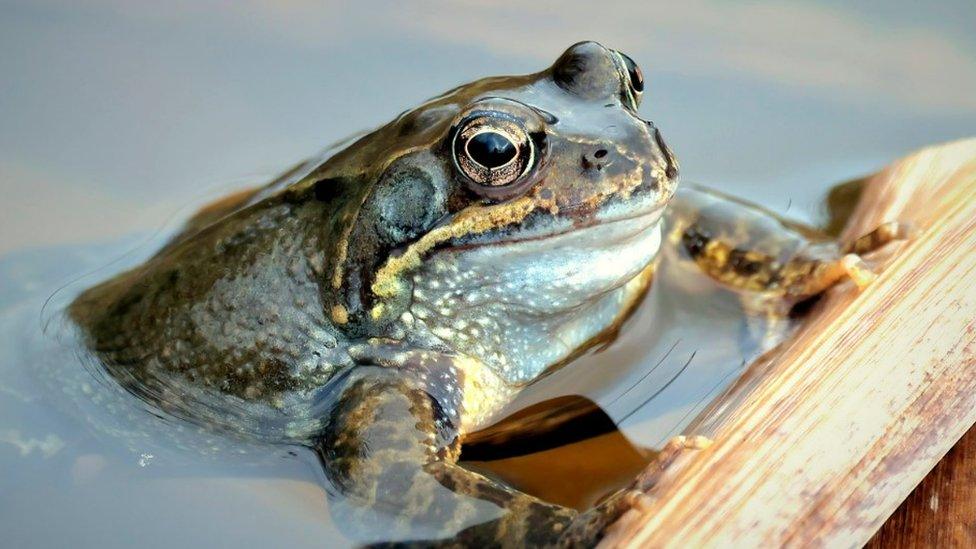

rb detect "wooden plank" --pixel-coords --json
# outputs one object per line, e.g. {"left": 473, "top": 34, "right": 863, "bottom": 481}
{"left": 868, "top": 422, "right": 976, "bottom": 547}
{"left": 600, "top": 139, "right": 976, "bottom": 548}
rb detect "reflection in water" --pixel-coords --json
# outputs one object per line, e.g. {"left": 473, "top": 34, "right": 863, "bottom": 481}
{"left": 467, "top": 430, "right": 653, "bottom": 511}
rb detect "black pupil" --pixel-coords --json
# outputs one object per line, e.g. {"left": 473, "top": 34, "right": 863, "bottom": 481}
{"left": 621, "top": 54, "right": 644, "bottom": 93}
{"left": 468, "top": 131, "right": 516, "bottom": 168}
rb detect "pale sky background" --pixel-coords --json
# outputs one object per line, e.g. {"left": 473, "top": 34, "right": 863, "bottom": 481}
{"left": 2, "top": 0, "right": 975, "bottom": 254}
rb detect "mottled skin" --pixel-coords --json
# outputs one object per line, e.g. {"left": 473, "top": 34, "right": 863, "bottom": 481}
{"left": 69, "top": 43, "right": 898, "bottom": 546}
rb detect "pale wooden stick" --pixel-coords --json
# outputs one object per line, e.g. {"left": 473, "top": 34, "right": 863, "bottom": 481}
{"left": 600, "top": 139, "right": 976, "bottom": 548}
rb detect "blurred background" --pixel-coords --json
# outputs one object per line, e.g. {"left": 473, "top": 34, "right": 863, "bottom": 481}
{"left": 2, "top": 0, "right": 975, "bottom": 255}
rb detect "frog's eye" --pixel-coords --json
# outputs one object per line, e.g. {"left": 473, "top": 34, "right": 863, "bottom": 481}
{"left": 617, "top": 52, "right": 644, "bottom": 108}
{"left": 452, "top": 112, "right": 536, "bottom": 194}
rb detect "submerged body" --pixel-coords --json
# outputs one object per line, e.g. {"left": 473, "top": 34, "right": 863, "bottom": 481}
{"left": 69, "top": 43, "right": 891, "bottom": 546}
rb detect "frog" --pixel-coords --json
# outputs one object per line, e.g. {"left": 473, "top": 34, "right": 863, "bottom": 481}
{"left": 67, "top": 42, "right": 904, "bottom": 547}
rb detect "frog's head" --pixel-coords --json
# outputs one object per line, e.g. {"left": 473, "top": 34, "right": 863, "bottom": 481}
{"left": 311, "top": 42, "right": 676, "bottom": 369}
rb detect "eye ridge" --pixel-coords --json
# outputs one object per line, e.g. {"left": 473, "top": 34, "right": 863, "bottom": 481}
{"left": 621, "top": 53, "right": 644, "bottom": 93}
{"left": 613, "top": 51, "right": 644, "bottom": 110}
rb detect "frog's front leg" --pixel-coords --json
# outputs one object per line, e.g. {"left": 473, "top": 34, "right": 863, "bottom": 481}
{"left": 665, "top": 184, "right": 909, "bottom": 306}
{"left": 315, "top": 347, "right": 579, "bottom": 547}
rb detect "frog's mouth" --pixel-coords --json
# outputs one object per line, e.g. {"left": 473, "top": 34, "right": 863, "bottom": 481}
{"left": 423, "top": 201, "right": 665, "bottom": 309}
{"left": 369, "top": 190, "right": 669, "bottom": 306}
{"left": 441, "top": 201, "right": 666, "bottom": 252}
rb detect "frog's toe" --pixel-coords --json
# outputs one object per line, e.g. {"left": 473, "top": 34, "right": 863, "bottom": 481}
{"left": 621, "top": 489, "right": 655, "bottom": 513}
{"left": 841, "top": 254, "right": 877, "bottom": 290}
{"left": 683, "top": 434, "right": 713, "bottom": 449}
{"left": 662, "top": 434, "right": 713, "bottom": 453}
{"left": 846, "top": 220, "right": 916, "bottom": 255}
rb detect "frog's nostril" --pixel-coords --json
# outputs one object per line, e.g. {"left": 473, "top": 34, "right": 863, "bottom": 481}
{"left": 581, "top": 149, "right": 610, "bottom": 171}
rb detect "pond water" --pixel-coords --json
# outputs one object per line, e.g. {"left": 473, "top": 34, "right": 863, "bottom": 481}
{"left": 2, "top": 1, "right": 974, "bottom": 547}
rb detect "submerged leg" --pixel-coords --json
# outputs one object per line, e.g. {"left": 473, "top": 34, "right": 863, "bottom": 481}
{"left": 316, "top": 363, "right": 578, "bottom": 547}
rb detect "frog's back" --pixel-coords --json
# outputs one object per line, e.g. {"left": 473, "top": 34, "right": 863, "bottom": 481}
{"left": 69, "top": 185, "right": 357, "bottom": 442}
